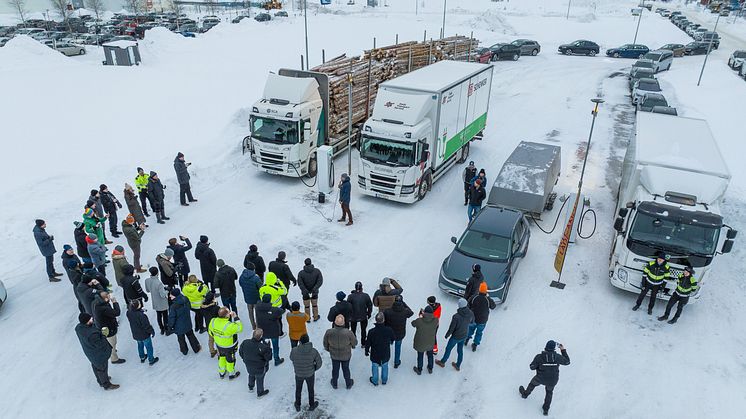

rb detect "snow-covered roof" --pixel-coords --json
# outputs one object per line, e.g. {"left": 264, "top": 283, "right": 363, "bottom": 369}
{"left": 381, "top": 61, "right": 492, "bottom": 93}
{"left": 103, "top": 40, "right": 138, "bottom": 49}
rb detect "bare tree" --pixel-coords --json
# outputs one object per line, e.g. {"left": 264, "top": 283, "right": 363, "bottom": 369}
{"left": 7, "top": 0, "right": 28, "bottom": 27}
{"left": 125, "top": 0, "right": 145, "bottom": 14}
{"left": 49, "top": 0, "right": 72, "bottom": 31}
{"left": 169, "top": 0, "right": 183, "bottom": 29}
{"left": 85, "top": 0, "right": 104, "bottom": 22}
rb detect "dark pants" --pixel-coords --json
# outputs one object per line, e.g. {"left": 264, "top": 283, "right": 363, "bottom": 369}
{"left": 351, "top": 319, "right": 368, "bottom": 345}
{"left": 295, "top": 375, "right": 315, "bottom": 406}
{"left": 177, "top": 273, "right": 187, "bottom": 289}
{"left": 97, "top": 264, "right": 106, "bottom": 277}
{"left": 525, "top": 376, "right": 555, "bottom": 412}
{"left": 91, "top": 362, "right": 112, "bottom": 388}
{"left": 131, "top": 245, "right": 141, "bottom": 270}
{"left": 331, "top": 359, "right": 352, "bottom": 386}
{"left": 464, "top": 182, "right": 470, "bottom": 204}
{"left": 44, "top": 255, "right": 55, "bottom": 278}
{"left": 73, "top": 285, "right": 86, "bottom": 313}
{"left": 249, "top": 371, "right": 266, "bottom": 393}
{"left": 340, "top": 202, "right": 353, "bottom": 222}
{"left": 156, "top": 310, "right": 168, "bottom": 332}
{"left": 417, "top": 350, "right": 434, "bottom": 371}
{"left": 663, "top": 293, "right": 689, "bottom": 320}
{"left": 191, "top": 308, "right": 204, "bottom": 331}
{"left": 177, "top": 330, "right": 201, "bottom": 354}
{"left": 221, "top": 295, "right": 238, "bottom": 312}
{"left": 108, "top": 211, "right": 118, "bottom": 235}
{"left": 138, "top": 189, "right": 153, "bottom": 214}
{"left": 635, "top": 281, "right": 662, "bottom": 311}
{"left": 179, "top": 183, "right": 194, "bottom": 205}
{"left": 291, "top": 339, "right": 299, "bottom": 348}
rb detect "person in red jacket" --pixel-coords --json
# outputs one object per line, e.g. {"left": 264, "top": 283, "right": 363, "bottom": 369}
{"left": 425, "top": 296, "right": 441, "bottom": 354}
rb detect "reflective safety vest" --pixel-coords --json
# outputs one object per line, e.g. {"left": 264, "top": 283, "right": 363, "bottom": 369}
{"left": 259, "top": 272, "right": 287, "bottom": 308}
{"left": 135, "top": 173, "right": 150, "bottom": 192}
{"left": 675, "top": 274, "right": 698, "bottom": 297}
{"left": 643, "top": 260, "right": 670, "bottom": 285}
{"left": 182, "top": 282, "right": 208, "bottom": 309}
{"left": 208, "top": 317, "right": 243, "bottom": 348}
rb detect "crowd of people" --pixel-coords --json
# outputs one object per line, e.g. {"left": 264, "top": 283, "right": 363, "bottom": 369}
{"left": 32, "top": 152, "right": 571, "bottom": 415}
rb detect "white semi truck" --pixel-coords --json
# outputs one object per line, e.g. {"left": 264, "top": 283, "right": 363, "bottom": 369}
{"left": 609, "top": 112, "right": 737, "bottom": 302}
{"left": 357, "top": 61, "right": 494, "bottom": 203}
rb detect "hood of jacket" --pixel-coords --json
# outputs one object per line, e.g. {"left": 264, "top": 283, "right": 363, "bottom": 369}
{"left": 391, "top": 300, "right": 404, "bottom": 312}
{"left": 303, "top": 264, "right": 316, "bottom": 273}
{"left": 264, "top": 272, "right": 278, "bottom": 286}
{"left": 420, "top": 312, "right": 436, "bottom": 323}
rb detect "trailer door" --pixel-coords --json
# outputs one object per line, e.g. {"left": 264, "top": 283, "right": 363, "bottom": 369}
{"left": 464, "top": 70, "right": 491, "bottom": 141}
{"left": 437, "top": 83, "right": 466, "bottom": 167}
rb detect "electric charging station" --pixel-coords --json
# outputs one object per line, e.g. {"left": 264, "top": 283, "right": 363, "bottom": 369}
{"left": 317, "top": 145, "right": 335, "bottom": 202}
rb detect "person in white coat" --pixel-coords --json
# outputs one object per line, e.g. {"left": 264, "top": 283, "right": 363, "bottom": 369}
{"left": 144, "top": 266, "right": 170, "bottom": 334}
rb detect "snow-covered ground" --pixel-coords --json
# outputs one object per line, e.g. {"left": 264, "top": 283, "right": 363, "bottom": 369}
{"left": 1, "top": 0, "right": 746, "bottom": 417}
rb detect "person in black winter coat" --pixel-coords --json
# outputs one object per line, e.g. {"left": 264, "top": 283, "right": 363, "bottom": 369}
{"left": 167, "top": 236, "right": 192, "bottom": 288}
{"left": 327, "top": 291, "right": 353, "bottom": 329}
{"left": 239, "top": 328, "right": 273, "bottom": 397}
{"left": 167, "top": 289, "right": 201, "bottom": 355}
{"left": 194, "top": 235, "right": 217, "bottom": 290}
{"left": 62, "top": 246, "right": 86, "bottom": 313}
{"left": 463, "top": 264, "right": 484, "bottom": 302}
{"left": 462, "top": 161, "right": 478, "bottom": 205}
{"left": 365, "top": 312, "right": 395, "bottom": 386}
{"left": 92, "top": 291, "right": 125, "bottom": 364}
{"left": 297, "top": 258, "right": 323, "bottom": 321}
{"left": 435, "top": 298, "right": 474, "bottom": 372}
{"left": 75, "top": 313, "right": 118, "bottom": 390}
{"left": 147, "top": 172, "right": 169, "bottom": 224}
{"left": 467, "top": 180, "right": 486, "bottom": 222}
{"left": 73, "top": 221, "right": 91, "bottom": 263}
{"left": 520, "top": 340, "right": 571, "bottom": 415}
{"left": 76, "top": 269, "right": 105, "bottom": 315}
{"left": 465, "top": 282, "right": 496, "bottom": 352}
{"left": 99, "top": 184, "right": 123, "bottom": 237}
{"left": 121, "top": 264, "right": 149, "bottom": 306}
{"left": 33, "top": 219, "right": 61, "bottom": 281}
{"left": 383, "top": 297, "right": 414, "bottom": 368}
{"left": 174, "top": 152, "right": 197, "bottom": 205}
{"left": 126, "top": 300, "right": 159, "bottom": 365}
{"left": 347, "top": 282, "right": 373, "bottom": 346}
{"left": 268, "top": 251, "right": 295, "bottom": 309}
{"left": 243, "top": 245, "right": 266, "bottom": 279}
{"left": 255, "top": 294, "right": 285, "bottom": 366}
{"left": 215, "top": 259, "right": 238, "bottom": 312}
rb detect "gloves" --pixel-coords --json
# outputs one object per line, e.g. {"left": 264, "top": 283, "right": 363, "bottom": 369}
{"left": 151, "top": 331, "right": 156, "bottom": 338}
{"left": 198, "top": 284, "right": 204, "bottom": 292}
{"left": 50, "top": 235, "right": 54, "bottom": 240}
{"left": 101, "top": 327, "right": 110, "bottom": 337}
{"left": 117, "top": 202, "right": 122, "bottom": 209}
{"left": 144, "top": 295, "right": 149, "bottom": 302}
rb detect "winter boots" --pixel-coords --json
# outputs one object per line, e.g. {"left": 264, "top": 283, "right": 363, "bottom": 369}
{"left": 229, "top": 371, "right": 240, "bottom": 380}
{"left": 155, "top": 212, "right": 165, "bottom": 224}
{"left": 304, "top": 299, "right": 312, "bottom": 323}
{"left": 311, "top": 299, "right": 320, "bottom": 321}
{"left": 471, "top": 343, "right": 478, "bottom": 352}
{"left": 48, "top": 276, "right": 61, "bottom": 282}
{"left": 519, "top": 386, "right": 529, "bottom": 399}
{"left": 413, "top": 367, "right": 422, "bottom": 375}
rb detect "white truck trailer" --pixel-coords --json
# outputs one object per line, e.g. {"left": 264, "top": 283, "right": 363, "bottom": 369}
{"left": 357, "top": 61, "right": 493, "bottom": 203}
{"left": 608, "top": 112, "right": 737, "bottom": 302}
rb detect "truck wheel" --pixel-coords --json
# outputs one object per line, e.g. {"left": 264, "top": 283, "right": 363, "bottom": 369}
{"left": 457, "top": 142, "right": 470, "bottom": 164}
{"left": 417, "top": 173, "right": 432, "bottom": 201}
{"left": 307, "top": 153, "right": 318, "bottom": 179}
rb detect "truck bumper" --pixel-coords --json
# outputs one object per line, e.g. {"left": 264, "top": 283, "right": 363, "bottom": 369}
{"left": 357, "top": 175, "right": 418, "bottom": 204}
{"left": 250, "top": 154, "right": 304, "bottom": 177}
{"left": 609, "top": 263, "right": 699, "bottom": 303}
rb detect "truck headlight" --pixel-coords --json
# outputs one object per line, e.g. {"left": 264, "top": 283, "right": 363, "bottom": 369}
{"left": 617, "top": 268, "right": 628, "bottom": 282}
{"left": 401, "top": 185, "right": 415, "bottom": 194}
{"left": 358, "top": 176, "right": 366, "bottom": 188}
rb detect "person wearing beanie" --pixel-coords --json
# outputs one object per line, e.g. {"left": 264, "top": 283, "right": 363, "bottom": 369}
{"left": 239, "top": 262, "right": 262, "bottom": 329}
{"left": 347, "top": 281, "right": 373, "bottom": 346}
{"left": 337, "top": 172, "right": 353, "bottom": 226}
{"left": 323, "top": 314, "right": 357, "bottom": 389}
{"left": 182, "top": 275, "right": 209, "bottom": 333}
{"left": 287, "top": 301, "right": 310, "bottom": 348}
{"left": 373, "top": 277, "right": 403, "bottom": 312}
{"left": 124, "top": 182, "right": 147, "bottom": 225}
{"left": 76, "top": 266, "right": 107, "bottom": 315}
{"left": 111, "top": 245, "right": 130, "bottom": 287}
{"left": 435, "top": 298, "right": 474, "bottom": 372}
{"left": 463, "top": 264, "right": 485, "bottom": 302}
{"left": 167, "top": 287, "right": 202, "bottom": 355}
{"left": 146, "top": 171, "right": 169, "bottom": 224}
{"left": 327, "top": 291, "right": 353, "bottom": 329}
{"left": 239, "top": 328, "right": 273, "bottom": 398}
{"left": 290, "top": 333, "right": 322, "bottom": 412}
{"left": 467, "top": 173, "right": 486, "bottom": 222}
{"left": 268, "top": 251, "right": 296, "bottom": 309}
{"left": 126, "top": 299, "right": 159, "bottom": 366}
{"left": 297, "top": 258, "right": 324, "bottom": 322}
{"left": 156, "top": 248, "right": 178, "bottom": 290}
{"left": 92, "top": 290, "right": 126, "bottom": 365}
{"left": 243, "top": 244, "right": 266, "bottom": 279}
{"left": 174, "top": 152, "right": 197, "bottom": 206}
{"left": 194, "top": 235, "right": 217, "bottom": 291}
{"left": 259, "top": 272, "right": 288, "bottom": 310}
{"left": 86, "top": 233, "right": 109, "bottom": 277}
{"left": 425, "top": 296, "right": 443, "bottom": 354}
{"left": 82, "top": 198, "right": 109, "bottom": 245}
{"left": 465, "top": 282, "right": 497, "bottom": 352}
{"left": 134, "top": 167, "right": 153, "bottom": 217}
{"left": 73, "top": 220, "right": 92, "bottom": 263}
{"left": 122, "top": 213, "right": 146, "bottom": 273}
{"left": 384, "top": 295, "right": 414, "bottom": 368}
{"left": 202, "top": 291, "right": 220, "bottom": 357}
{"left": 411, "top": 303, "right": 439, "bottom": 375}
{"left": 121, "top": 264, "right": 149, "bottom": 307}
{"left": 215, "top": 259, "right": 239, "bottom": 312}
{"left": 462, "top": 160, "right": 478, "bottom": 205}
{"left": 61, "top": 245, "right": 85, "bottom": 312}
{"left": 99, "top": 184, "right": 123, "bottom": 238}
{"left": 144, "top": 266, "right": 170, "bottom": 334}
{"left": 255, "top": 293, "right": 285, "bottom": 366}
{"left": 33, "top": 219, "right": 62, "bottom": 282}
{"left": 365, "top": 312, "right": 394, "bottom": 386}
{"left": 167, "top": 236, "right": 192, "bottom": 288}
{"left": 520, "top": 341, "right": 571, "bottom": 415}
{"left": 88, "top": 188, "right": 105, "bottom": 219}
{"left": 208, "top": 306, "right": 243, "bottom": 379}
{"left": 75, "top": 312, "right": 119, "bottom": 390}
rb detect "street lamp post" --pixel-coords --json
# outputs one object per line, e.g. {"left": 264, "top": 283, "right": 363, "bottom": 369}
{"left": 304, "top": 0, "right": 309, "bottom": 70}
{"left": 441, "top": 0, "right": 446, "bottom": 39}
{"left": 697, "top": 12, "right": 721, "bottom": 86}
{"left": 566, "top": 0, "right": 571, "bottom": 20}
{"left": 633, "top": 0, "right": 645, "bottom": 45}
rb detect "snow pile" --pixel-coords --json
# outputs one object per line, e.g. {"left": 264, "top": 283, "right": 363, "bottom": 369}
{"left": 467, "top": 9, "right": 517, "bottom": 35}
{"left": 0, "top": 35, "right": 76, "bottom": 70}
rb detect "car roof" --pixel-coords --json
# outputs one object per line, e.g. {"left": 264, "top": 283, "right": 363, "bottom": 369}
{"left": 470, "top": 206, "right": 522, "bottom": 236}
{"left": 638, "top": 77, "right": 658, "bottom": 83}
{"left": 643, "top": 92, "right": 666, "bottom": 100}
{"left": 635, "top": 58, "right": 654, "bottom": 63}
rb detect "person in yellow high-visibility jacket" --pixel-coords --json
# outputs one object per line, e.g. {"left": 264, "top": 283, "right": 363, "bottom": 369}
{"left": 208, "top": 307, "right": 244, "bottom": 379}
{"left": 183, "top": 275, "right": 208, "bottom": 333}
{"left": 259, "top": 272, "right": 287, "bottom": 308}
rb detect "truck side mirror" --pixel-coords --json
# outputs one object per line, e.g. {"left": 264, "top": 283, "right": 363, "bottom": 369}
{"left": 613, "top": 217, "right": 624, "bottom": 233}
{"left": 722, "top": 240, "right": 734, "bottom": 254}
{"left": 241, "top": 136, "right": 252, "bottom": 155}
{"left": 420, "top": 150, "right": 429, "bottom": 164}
{"left": 450, "top": 236, "right": 457, "bottom": 244}
{"left": 618, "top": 208, "right": 628, "bottom": 218}
{"left": 727, "top": 229, "right": 738, "bottom": 239}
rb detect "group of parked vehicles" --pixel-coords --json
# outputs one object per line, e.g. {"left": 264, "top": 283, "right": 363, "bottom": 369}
{"left": 657, "top": 8, "right": 721, "bottom": 54}
{"left": 473, "top": 39, "right": 541, "bottom": 62}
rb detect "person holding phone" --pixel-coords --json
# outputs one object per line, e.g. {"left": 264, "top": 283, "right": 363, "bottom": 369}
{"left": 519, "top": 340, "right": 571, "bottom": 416}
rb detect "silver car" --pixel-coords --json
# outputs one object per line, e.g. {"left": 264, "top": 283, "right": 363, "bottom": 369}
{"left": 510, "top": 39, "right": 541, "bottom": 56}
{"left": 632, "top": 78, "right": 662, "bottom": 104}
{"left": 55, "top": 43, "right": 87, "bottom": 56}
{"left": 643, "top": 50, "right": 673, "bottom": 72}
{"left": 728, "top": 50, "right": 746, "bottom": 70}
{"left": 629, "top": 67, "right": 655, "bottom": 90}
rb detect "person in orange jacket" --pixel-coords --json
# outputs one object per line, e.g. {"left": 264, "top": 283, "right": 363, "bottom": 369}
{"left": 287, "top": 301, "right": 310, "bottom": 348}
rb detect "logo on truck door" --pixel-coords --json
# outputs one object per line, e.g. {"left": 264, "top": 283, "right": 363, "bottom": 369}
{"left": 467, "top": 78, "right": 488, "bottom": 97}
{"left": 384, "top": 102, "right": 411, "bottom": 110}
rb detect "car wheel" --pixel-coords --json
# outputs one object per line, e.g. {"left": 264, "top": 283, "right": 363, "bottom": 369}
{"left": 639, "top": 53, "right": 644, "bottom": 59}
{"left": 307, "top": 153, "right": 318, "bottom": 179}
{"left": 613, "top": 52, "right": 620, "bottom": 58}
{"left": 589, "top": 50, "right": 597, "bottom": 56}
{"left": 531, "top": 49, "right": 538, "bottom": 56}
{"left": 457, "top": 142, "right": 470, "bottom": 164}
{"left": 490, "top": 53, "right": 498, "bottom": 62}
{"left": 512, "top": 53, "right": 519, "bottom": 61}
{"left": 566, "top": 49, "right": 573, "bottom": 55}
{"left": 79, "top": 49, "right": 85, "bottom": 55}
{"left": 417, "top": 172, "right": 432, "bottom": 201}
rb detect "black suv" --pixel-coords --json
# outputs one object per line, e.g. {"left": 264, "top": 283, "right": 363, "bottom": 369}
{"left": 558, "top": 40, "right": 600, "bottom": 56}
{"left": 488, "top": 43, "right": 522, "bottom": 61}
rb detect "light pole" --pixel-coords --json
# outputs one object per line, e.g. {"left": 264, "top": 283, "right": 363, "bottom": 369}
{"left": 632, "top": 0, "right": 644, "bottom": 45}
{"left": 304, "top": 0, "right": 309, "bottom": 70}
{"left": 566, "top": 0, "right": 571, "bottom": 20}
{"left": 441, "top": 0, "right": 446, "bottom": 39}
{"left": 697, "top": 12, "right": 721, "bottom": 86}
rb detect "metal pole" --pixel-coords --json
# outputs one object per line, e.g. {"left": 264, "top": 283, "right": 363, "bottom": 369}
{"left": 347, "top": 71, "right": 353, "bottom": 177}
{"left": 578, "top": 99, "right": 604, "bottom": 191}
{"left": 373, "top": 37, "right": 376, "bottom": 49}
{"left": 395, "top": 33, "right": 398, "bottom": 45}
{"left": 415, "top": 0, "right": 418, "bottom": 15}
{"left": 408, "top": 45, "right": 412, "bottom": 72}
{"left": 429, "top": 38, "right": 432, "bottom": 64}
{"left": 632, "top": 0, "right": 644, "bottom": 45}
{"left": 301, "top": 54, "right": 305, "bottom": 70}
{"left": 566, "top": 0, "right": 571, "bottom": 19}
{"left": 697, "top": 13, "right": 721, "bottom": 86}
{"left": 322, "top": 49, "right": 325, "bottom": 64}
{"left": 441, "top": 0, "right": 447, "bottom": 39}
{"left": 467, "top": 30, "right": 473, "bottom": 62}
{"left": 304, "top": 0, "right": 309, "bottom": 70}
{"left": 423, "top": 30, "right": 426, "bottom": 43}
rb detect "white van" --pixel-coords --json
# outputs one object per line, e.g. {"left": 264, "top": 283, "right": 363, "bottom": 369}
{"left": 643, "top": 49, "right": 674, "bottom": 73}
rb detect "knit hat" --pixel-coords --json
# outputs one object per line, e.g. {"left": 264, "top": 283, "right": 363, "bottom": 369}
{"left": 304, "top": 258, "right": 312, "bottom": 266}
{"left": 63, "top": 244, "right": 73, "bottom": 252}
{"left": 427, "top": 296, "right": 436, "bottom": 304}
{"left": 82, "top": 262, "right": 94, "bottom": 270}
{"left": 291, "top": 301, "right": 300, "bottom": 311}
{"left": 354, "top": 281, "right": 363, "bottom": 291}
{"left": 475, "top": 179, "right": 482, "bottom": 185}
{"left": 65, "top": 258, "right": 78, "bottom": 269}
{"left": 114, "top": 245, "right": 124, "bottom": 253}
{"left": 458, "top": 298, "right": 468, "bottom": 309}
{"left": 381, "top": 277, "right": 391, "bottom": 286}
{"left": 177, "top": 152, "right": 184, "bottom": 158}
{"left": 150, "top": 171, "right": 157, "bottom": 177}
{"left": 78, "top": 313, "right": 92, "bottom": 324}
{"left": 249, "top": 244, "right": 257, "bottom": 252}
{"left": 90, "top": 189, "right": 98, "bottom": 196}
{"left": 300, "top": 334, "right": 310, "bottom": 344}
{"left": 137, "top": 167, "right": 144, "bottom": 173}
{"left": 684, "top": 266, "right": 695, "bottom": 275}
{"left": 73, "top": 221, "right": 82, "bottom": 228}
{"left": 170, "top": 288, "right": 181, "bottom": 297}
{"left": 375, "top": 312, "right": 385, "bottom": 324}
{"left": 122, "top": 264, "right": 135, "bottom": 276}
{"left": 655, "top": 251, "right": 667, "bottom": 260}
{"left": 125, "top": 214, "right": 135, "bottom": 224}
{"left": 245, "top": 262, "right": 255, "bottom": 270}
{"left": 200, "top": 235, "right": 208, "bottom": 244}
{"left": 424, "top": 305, "right": 434, "bottom": 314}
{"left": 334, "top": 314, "right": 345, "bottom": 327}
{"left": 99, "top": 184, "right": 108, "bottom": 191}
{"left": 262, "top": 294, "right": 271, "bottom": 303}
{"left": 35, "top": 219, "right": 45, "bottom": 227}
{"left": 216, "top": 259, "right": 225, "bottom": 268}
{"left": 336, "top": 291, "right": 346, "bottom": 301}
{"left": 479, "top": 282, "right": 488, "bottom": 294}
{"left": 473, "top": 264, "right": 481, "bottom": 272}
{"left": 278, "top": 251, "right": 286, "bottom": 261}
{"left": 469, "top": 161, "right": 475, "bottom": 166}
{"left": 545, "top": 340, "right": 557, "bottom": 351}
{"left": 164, "top": 248, "right": 174, "bottom": 258}
{"left": 85, "top": 200, "right": 95, "bottom": 208}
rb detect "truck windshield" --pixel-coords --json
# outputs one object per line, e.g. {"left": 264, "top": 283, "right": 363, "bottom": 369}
{"left": 628, "top": 211, "right": 720, "bottom": 257}
{"left": 360, "top": 135, "right": 415, "bottom": 167}
{"left": 457, "top": 230, "right": 511, "bottom": 261}
{"left": 250, "top": 116, "right": 299, "bottom": 144}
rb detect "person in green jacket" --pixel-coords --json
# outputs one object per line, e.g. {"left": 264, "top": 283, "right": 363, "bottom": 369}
{"left": 259, "top": 272, "right": 288, "bottom": 308}
{"left": 135, "top": 167, "right": 152, "bottom": 217}
{"left": 183, "top": 275, "right": 208, "bottom": 333}
{"left": 83, "top": 202, "right": 108, "bottom": 245}
{"left": 208, "top": 307, "right": 244, "bottom": 379}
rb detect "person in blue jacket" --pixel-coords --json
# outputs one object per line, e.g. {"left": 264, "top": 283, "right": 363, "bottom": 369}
{"left": 239, "top": 262, "right": 263, "bottom": 329}
{"left": 34, "top": 219, "right": 62, "bottom": 282}
{"left": 338, "top": 173, "right": 353, "bottom": 226}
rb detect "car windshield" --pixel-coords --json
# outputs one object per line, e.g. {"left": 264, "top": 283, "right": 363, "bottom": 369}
{"left": 735, "top": 51, "right": 746, "bottom": 58}
{"left": 633, "top": 69, "right": 654, "bottom": 78}
{"left": 620, "top": 44, "right": 632, "bottom": 49}
{"left": 250, "top": 116, "right": 299, "bottom": 144}
{"left": 635, "top": 61, "right": 654, "bottom": 68}
{"left": 629, "top": 210, "right": 720, "bottom": 256}
{"left": 360, "top": 135, "right": 415, "bottom": 167}
{"left": 638, "top": 80, "right": 660, "bottom": 91}
{"left": 644, "top": 97, "right": 667, "bottom": 107}
{"left": 457, "top": 229, "right": 512, "bottom": 261}
{"left": 643, "top": 53, "right": 661, "bottom": 61}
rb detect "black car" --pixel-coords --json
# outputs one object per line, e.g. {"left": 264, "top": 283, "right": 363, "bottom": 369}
{"left": 558, "top": 40, "right": 600, "bottom": 56}
{"left": 254, "top": 13, "right": 271, "bottom": 22}
{"left": 685, "top": 42, "right": 710, "bottom": 55}
{"left": 232, "top": 15, "right": 249, "bottom": 23}
{"left": 488, "top": 43, "right": 521, "bottom": 61}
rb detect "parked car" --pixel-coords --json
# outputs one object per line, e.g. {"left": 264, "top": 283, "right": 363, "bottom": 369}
{"left": 728, "top": 50, "right": 746, "bottom": 70}
{"left": 740, "top": 63, "right": 746, "bottom": 80}
{"left": 655, "top": 7, "right": 667, "bottom": 14}
{"left": 651, "top": 105, "right": 678, "bottom": 116}
{"left": 274, "top": 10, "right": 289, "bottom": 17}
{"left": 693, "top": 28, "right": 708, "bottom": 39}
{"left": 0, "top": 37, "right": 9, "bottom": 47}
{"left": 685, "top": 41, "right": 711, "bottom": 55}
{"left": 699, "top": 32, "right": 720, "bottom": 49}
{"left": 55, "top": 43, "right": 86, "bottom": 56}
{"left": 15, "top": 28, "right": 45, "bottom": 36}
{"left": 632, "top": 78, "right": 662, "bottom": 104}
{"left": 232, "top": 15, "right": 249, "bottom": 23}
{"left": 179, "top": 31, "right": 196, "bottom": 38}
{"left": 473, "top": 47, "right": 492, "bottom": 64}
{"left": 629, "top": 67, "right": 656, "bottom": 90}
{"left": 255, "top": 13, "right": 271, "bottom": 22}
{"left": 659, "top": 43, "right": 685, "bottom": 57}
{"left": 0, "top": 279, "right": 6, "bottom": 309}
{"left": 685, "top": 23, "right": 701, "bottom": 36}
{"left": 661, "top": 10, "right": 672, "bottom": 17}
{"left": 637, "top": 92, "right": 669, "bottom": 112}
{"left": 438, "top": 206, "right": 530, "bottom": 302}
{"left": 675, "top": 19, "right": 690, "bottom": 29}
{"left": 669, "top": 11, "right": 682, "bottom": 19}
{"left": 558, "top": 40, "right": 600, "bottom": 56}
{"left": 631, "top": 59, "right": 655, "bottom": 73}
{"left": 510, "top": 39, "right": 541, "bottom": 56}
{"left": 607, "top": 44, "right": 649, "bottom": 58}
{"left": 488, "top": 43, "right": 521, "bottom": 61}
{"left": 643, "top": 50, "right": 673, "bottom": 72}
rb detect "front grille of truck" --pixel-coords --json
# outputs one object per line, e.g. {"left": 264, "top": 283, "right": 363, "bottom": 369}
{"left": 259, "top": 151, "right": 284, "bottom": 165}
{"left": 370, "top": 188, "right": 395, "bottom": 196}
{"left": 370, "top": 172, "right": 397, "bottom": 184}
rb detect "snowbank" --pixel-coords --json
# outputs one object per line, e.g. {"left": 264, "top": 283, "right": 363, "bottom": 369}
{"left": 0, "top": 35, "right": 76, "bottom": 70}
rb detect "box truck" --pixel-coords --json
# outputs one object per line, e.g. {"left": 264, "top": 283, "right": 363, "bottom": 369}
{"left": 357, "top": 61, "right": 493, "bottom": 203}
{"left": 608, "top": 113, "right": 737, "bottom": 302}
